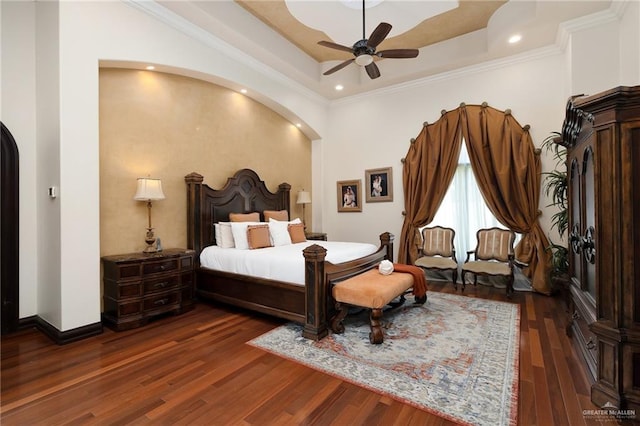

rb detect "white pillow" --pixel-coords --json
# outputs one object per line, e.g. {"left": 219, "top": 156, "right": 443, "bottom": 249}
{"left": 268, "top": 217, "right": 302, "bottom": 247}
{"left": 217, "top": 222, "right": 235, "bottom": 248}
{"left": 214, "top": 223, "right": 221, "bottom": 246}
{"left": 230, "top": 221, "right": 262, "bottom": 250}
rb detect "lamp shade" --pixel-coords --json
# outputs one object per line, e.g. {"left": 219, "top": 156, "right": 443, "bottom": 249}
{"left": 133, "top": 178, "right": 165, "bottom": 201}
{"left": 296, "top": 190, "right": 311, "bottom": 204}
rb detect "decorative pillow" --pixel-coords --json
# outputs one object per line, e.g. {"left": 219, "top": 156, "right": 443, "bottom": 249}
{"left": 217, "top": 222, "right": 235, "bottom": 248}
{"left": 229, "top": 212, "right": 260, "bottom": 222}
{"left": 264, "top": 210, "right": 289, "bottom": 222}
{"left": 288, "top": 223, "right": 307, "bottom": 243}
{"left": 247, "top": 224, "right": 272, "bottom": 249}
{"left": 268, "top": 217, "right": 302, "bottom": 246}
{"left": 230, "top": 221, "right": 262, "bottom": 249}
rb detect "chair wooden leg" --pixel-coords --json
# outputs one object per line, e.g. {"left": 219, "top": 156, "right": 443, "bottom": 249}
{"left": 507, "top": 275, "right": 514, "bottom": 298}
{"left": 461, "top": 270, "right": 467, "bottom": 292}
{"left": 452, "top": 269, "right": 458, "bottom": 290}
{"left": 330, "top": 302, "right": 349, "bottom": 334}
{"left": 369, "top": 308, "right": 384, "bottom": 344}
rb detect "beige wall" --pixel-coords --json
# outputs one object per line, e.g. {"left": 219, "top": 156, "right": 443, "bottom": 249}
{"left": 99, "top": 69, "right": 311, "bottom": 256}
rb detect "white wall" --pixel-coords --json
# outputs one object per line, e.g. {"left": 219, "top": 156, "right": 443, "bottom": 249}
{"left": 619, "top": 0, "right": 640, "bottom": 85}
{"left": 1, "top": 0, "right": 638, "bottom": 331}
{"left": 1, "top": 1, "right": 39, "bottom": 318}
{"left": 322, "top": 51, "right": 568, "bottom": 258}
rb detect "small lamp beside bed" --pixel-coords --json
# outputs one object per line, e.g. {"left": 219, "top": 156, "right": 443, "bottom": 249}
{"left": 133, "top": 177, "right": 165, "bottom": 253}
{"left": 296, "top": 190, "right": 311, "bottom": 228}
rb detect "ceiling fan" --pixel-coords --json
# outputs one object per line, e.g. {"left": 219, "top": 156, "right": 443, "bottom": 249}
{"left": 317, "top": 0, "right": 419, "bottom": 79}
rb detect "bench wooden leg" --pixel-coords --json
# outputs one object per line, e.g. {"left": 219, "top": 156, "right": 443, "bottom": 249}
{"left": 330, "top": 302, "right": 349, "bottom": 334}
{"left": 369, "top": 308, "right": 384, "bottom": 344}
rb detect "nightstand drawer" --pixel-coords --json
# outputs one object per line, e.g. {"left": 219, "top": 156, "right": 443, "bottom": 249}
{"left": 143, "top": 291, "right": 180, "bottom": 312}
{"left": 118, "top": 300, "right": 143, "bottom": 317}
{"left": 118, "top": 281, "right": 142, "bottom": 298}
{"left": 143, "top": 275, "right": 180, "bottom": 294}
{"left": 306, "top": 232, "right": 327, "bottom": 241}
{"left": 143, "top": 258, "right": 179, "bottom": 276}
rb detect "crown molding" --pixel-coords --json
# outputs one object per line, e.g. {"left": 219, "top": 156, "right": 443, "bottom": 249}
{"left": 124, "top": 0, "right": 328, "bottom": 107}
{"left": 331, "top": 45, "right": 563, "bottom": 107}
{"left": 334, "top": 2, "right": 627, "bottom": 107}
{"left": 556, "top": 2, "right": 624, "bottom": 51}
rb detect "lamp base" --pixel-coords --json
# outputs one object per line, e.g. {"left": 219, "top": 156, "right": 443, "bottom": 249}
{"left": 143, "top": 228, "right": 158, "bottom": 253}
{"left": 143, "top": 244, "right": 159, "bottom": 254}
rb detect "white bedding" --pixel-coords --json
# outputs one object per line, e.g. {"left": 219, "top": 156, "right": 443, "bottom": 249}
{"left": 199, "top": 241, "right": 379, "bottom": 285}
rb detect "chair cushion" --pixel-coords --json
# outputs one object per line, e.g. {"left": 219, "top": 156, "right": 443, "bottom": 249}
{"left": 332, "top": 269, "right": 414, "bottom": 309}
{"left": 463, "top": 260, "right": 511, "bottom": 276}
{"left": 415, "top": 256, "right": 457, "bottom": 270}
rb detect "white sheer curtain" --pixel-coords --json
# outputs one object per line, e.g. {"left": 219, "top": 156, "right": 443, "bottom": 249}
{"left": 429, "top": 144, "right": 500, "bottom": 263}
{"left": 422, "top": 143, "right": 530, "bottom": 289}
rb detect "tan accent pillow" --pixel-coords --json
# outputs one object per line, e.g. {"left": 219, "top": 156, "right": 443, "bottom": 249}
{"left": 247, "top": 224, "right": 272, "bottom": 249}
{"left": 264, "top": 210, "right": 289, "bottom": 222}
{"left": 288, "top": 223, "right": 307, "bottom": 243}
{"left": 229, "top": 212, "right": 260, "bottom": 222}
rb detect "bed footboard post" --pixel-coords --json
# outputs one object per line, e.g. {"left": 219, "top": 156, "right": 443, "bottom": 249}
{"left": 302, "top": 244, "right": 329, "bottom": 341}
{"left": 380, "top": 232, "right": 395, "bottom": 262}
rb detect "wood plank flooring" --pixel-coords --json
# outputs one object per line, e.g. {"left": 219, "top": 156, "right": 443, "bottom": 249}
{"left": 1, "top": 281, "right": 605, "bottom": 425}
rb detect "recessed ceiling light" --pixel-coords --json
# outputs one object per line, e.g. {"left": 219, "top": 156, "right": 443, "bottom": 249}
{"left": 508, "top": 34, "right": 522, "bottom": 44}
{"left": 145, "top": 65, "right": 155, "bottom": 70}
{"left": 240, "top": 89, "right": 247, "bottom": 94}
{"left": 296, "top": 123, "right": 302, "bottom": 128}
{"left": 335, "top": 84, "right": 344, "bottom": 91}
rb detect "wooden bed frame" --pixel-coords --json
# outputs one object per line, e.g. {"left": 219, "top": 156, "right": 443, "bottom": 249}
{"left": 185, "top": 169, "right": 393, "bottom": 340}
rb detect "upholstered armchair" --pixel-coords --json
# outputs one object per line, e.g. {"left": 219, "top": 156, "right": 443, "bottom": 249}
{"left": 414, "top": 226, "right": 458, "bottom": 288}
{"left": 461, "top": 227, "right": 524, "bottom": 297}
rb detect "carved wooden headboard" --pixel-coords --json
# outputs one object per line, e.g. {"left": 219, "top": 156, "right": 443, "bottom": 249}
{"left": 185, "top": 169, "right": 291, "bottom": 257}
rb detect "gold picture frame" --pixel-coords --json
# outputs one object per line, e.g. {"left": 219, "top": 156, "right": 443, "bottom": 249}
{"left": 365, "top": 167, "right": 393, "bottom": 202}
{"left": 337, "top": 180, "right": 362, "bottom": 212}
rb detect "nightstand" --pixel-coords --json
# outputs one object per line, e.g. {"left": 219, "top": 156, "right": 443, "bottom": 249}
{"left": 101, "top": 248, "right": 195, "bottom": 331}
{"left": 306, "top": 232, "right": 327, "bottom": 241}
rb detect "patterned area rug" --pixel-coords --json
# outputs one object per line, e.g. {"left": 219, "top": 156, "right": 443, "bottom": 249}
{"left": 248, "top": 292, "right": 519, "bottom": 425}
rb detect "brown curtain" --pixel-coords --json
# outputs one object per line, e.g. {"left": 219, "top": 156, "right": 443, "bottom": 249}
{"left": 461, "top": 105, "right": 550, "bottom": 294}
{"left": 400, "top": 104, "right": 552, "bottom": 294}
{"left": 399, "top": 110, "right": 463, "bottom": 264}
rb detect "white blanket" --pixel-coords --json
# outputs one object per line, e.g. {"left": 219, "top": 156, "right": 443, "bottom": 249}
{"left": 200, "top": 241, "right": 379, "bottom": 285}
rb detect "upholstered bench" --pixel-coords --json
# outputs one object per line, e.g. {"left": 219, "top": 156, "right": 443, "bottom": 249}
{"left": 330, "top": 268, "right": 426, "bottom": 344}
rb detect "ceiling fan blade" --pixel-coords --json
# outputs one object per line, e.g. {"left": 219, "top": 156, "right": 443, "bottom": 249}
{"left": 318, "top": 40, "right": 354, "bottom": 53}
{"left": 377, "top": 49, "right": 419, "bottom": 59}
{"left": 323, "top": 58, "right": 355, "bottom": 76}
{"left": 367, "top": 22, "right": 392, "bottom": 49}
{"left": 365, "top": 62, "right": 381, "bottom": 79}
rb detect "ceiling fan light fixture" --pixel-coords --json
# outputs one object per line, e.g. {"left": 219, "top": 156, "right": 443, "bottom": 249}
{"left": 355, "top": 54, "right": 374, "bottom": 66}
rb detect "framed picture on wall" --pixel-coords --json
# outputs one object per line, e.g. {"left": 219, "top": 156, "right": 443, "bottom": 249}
{"left": 337, "top": 180, "right": 362, "bottom": 212}
{"left": 365, "top": 167, "right": 393, "bottom": 202}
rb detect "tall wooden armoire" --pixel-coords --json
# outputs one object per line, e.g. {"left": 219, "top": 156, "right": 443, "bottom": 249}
{"left": 563, "top": 86, "right": 640, "bottom": 410}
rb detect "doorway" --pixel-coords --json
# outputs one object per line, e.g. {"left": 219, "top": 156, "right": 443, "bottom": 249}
{"left": 1, "top": 121, "right": 20, "bottom": 334}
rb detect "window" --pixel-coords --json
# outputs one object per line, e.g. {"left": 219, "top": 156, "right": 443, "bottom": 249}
{"left": 423, "top": 143, "right": 529, "bottom": 289}
{"left": 429, "top": 143, "right": 501, "bottom": 265}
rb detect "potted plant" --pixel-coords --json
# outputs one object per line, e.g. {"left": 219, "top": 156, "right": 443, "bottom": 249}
{"left": 541, "top": 132, "right": 570, "bottom": 295}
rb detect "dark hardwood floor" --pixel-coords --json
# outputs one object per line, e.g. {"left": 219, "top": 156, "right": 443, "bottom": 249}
{"left": 1, "top": 281, "right": 607, "bottom": 425}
